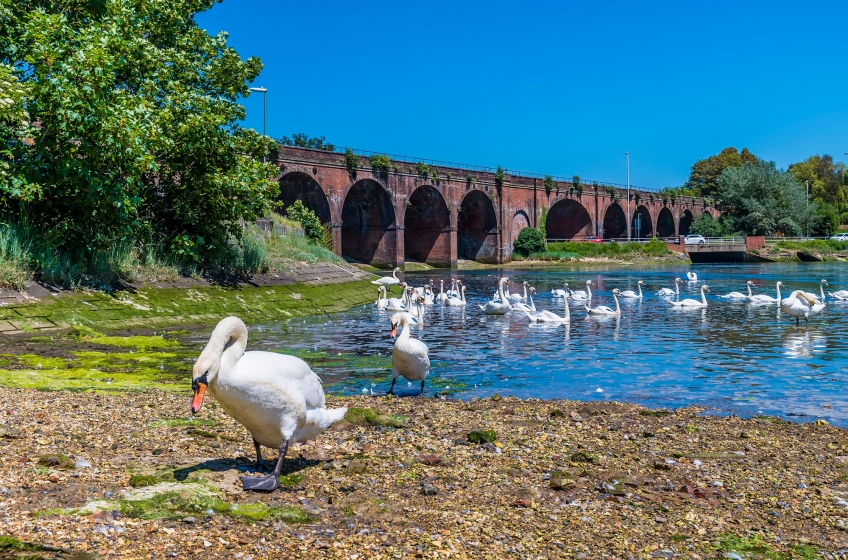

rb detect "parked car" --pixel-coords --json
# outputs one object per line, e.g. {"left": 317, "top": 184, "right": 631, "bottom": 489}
{"left": 684, "top": 234, "right": 706, "bottom": 245}
{"left": 830, "top": 233, "right": 848, "bottom": 241}
{"left": 583, "top": 236, "right": 603, "bottom": 243}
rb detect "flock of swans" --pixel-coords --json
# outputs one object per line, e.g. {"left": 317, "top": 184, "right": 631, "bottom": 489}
{"left": 369, "top": 269, "right": 845, "bottom": 397}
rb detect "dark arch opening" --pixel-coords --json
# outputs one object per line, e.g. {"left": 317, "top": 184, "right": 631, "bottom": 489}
{"left": 632, "top": 205, "right": 653, "bottom": 239}
{"left": 657, "top": 207, "right": 675, "bottom": 238}
{"left": 511, "top": 211, "right": 530, "bottom": 243}
{"left": 602, "top": 203, "right": 627, "bottom": 239}
{"left": 458, "top": 191, "right": 498, "bottom": 262}
{"left": 679, "top": 210, "right": 694, "bottom": 235}
{"left": 404, "top": 186, "right": 450, "bottom": 264}
{"left": 546, "top": 199, "right": 593, "bottom": 240}
{"left": 702, "top": 210, "right": 713, "bottom": 218}
{"left": 277, "top": 172, "right": 331, "bottom": 224}
{"left": 341, "top": 179, "right": 396, "bottom": 265}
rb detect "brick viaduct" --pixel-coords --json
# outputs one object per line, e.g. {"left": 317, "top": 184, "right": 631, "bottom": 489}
{"left": 272, "top": 146, "right": 718, "bottom": 268}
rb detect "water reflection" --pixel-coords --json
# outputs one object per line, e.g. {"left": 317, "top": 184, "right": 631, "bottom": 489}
{"left": 226, "top": 263, "right": 848, "bottom": 426}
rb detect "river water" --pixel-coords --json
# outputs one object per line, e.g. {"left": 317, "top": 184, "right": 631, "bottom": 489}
{"left": 236, "top": 263, "right": 848, "bottom": 426}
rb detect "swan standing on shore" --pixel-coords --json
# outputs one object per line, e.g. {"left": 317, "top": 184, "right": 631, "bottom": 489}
{"left": 480, "top": 278, "right": 512, "bottom": 315}
{"left": 670, "top": 285, "right": 710, "bottom": 308}
{"left": 389, "top": 313, "right": 430, "bottom": 395}
{"left": 190, "top": 317, "right": 347, "bottom": 492}
{"left": 657, "top": 278, "right": 682, "bottom": 297}
{"left": 445, "top": 282, "right": 467, "bottom": 306}
{"left": 372, "top": 267, "right": 401, "bottom": 286}
{"left": 585, "top": 289, "right": 621, "bottom": 316}
{"left": 747, "top": 281, "right": 781, "bottom": 304}
{"left": 619, "top": 281, "right": 645, "bottom": 299}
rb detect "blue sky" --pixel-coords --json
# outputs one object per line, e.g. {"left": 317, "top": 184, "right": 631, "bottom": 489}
{"left": 197, "top": 1, "right": 848, "bottom": 189}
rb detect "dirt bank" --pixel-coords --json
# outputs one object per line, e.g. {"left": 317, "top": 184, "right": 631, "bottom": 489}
{"left": 1, "top": 389, "right": 846, "bottom": 559}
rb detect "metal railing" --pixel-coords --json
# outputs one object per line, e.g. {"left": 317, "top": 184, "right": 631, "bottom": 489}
{"left": 685, "top": 237, "right": 745, "bottom": 245}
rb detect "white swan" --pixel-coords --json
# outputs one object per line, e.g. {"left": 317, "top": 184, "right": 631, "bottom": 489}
{"left": 747, "top": 281, "right": 782, "bottom": 304}
{"left": 670, "top": 285, "right": 710, "bottom": 307}
{"left": 437, "top": 280, "right": 449, "bottom": 304}
{"left": 585, "top": 289, "right": 621, "bottom": 316}
{"left": 479, "top": 278, "right": 512, "bottom": 315}
{"left": 551, "top": 284, "right": 568, "bottom": 298}
{"left": 780, "top": 290, "right": 821, "bottom": 325}
{"left": 511, "top": 287, "right": 537, "bottom": 311}
{"left": 422, "top": 285, "right": 435, "bottom": 306}
{"left": 719, "top": 281, "right": 752, "bottom": 299}
{"left": 687, "top": 272, "right": 698, "bottom": 282}
{"left": 399, "top": 295, "right": 426, "bottom": 326}
{"left": 657, "top": 278, "right": 682, "bottom": 297}
{"left": 375, "top": 286, "right": 388, "bottom": 310}
{"left": 385, "top": 283, "right": 409, "bottom": 312}
{"left": 525, "top": 295, "right": 570, "bottom": 323}
{"left": 568, "top": 280, "right": 593, "bottom": 301}
{"left": 190, "top": 317, "right": 347, "bottom": 491}
{"left": 445, "top": 283, "right": 467, "bottom": 306}
{"left": 372, "top": 267, "right": 401, "bottom": 286}
{"left": 447, "top": 279, "right": 459, "bottom": 299}
{"left": 619, "top": 281, "right": 645, "bottom": 299}
{"left": 807, "top": 279, "right": 828, "bottom": 302}
{"left": 389, "top": 313, "right": 430, "bottom": 395}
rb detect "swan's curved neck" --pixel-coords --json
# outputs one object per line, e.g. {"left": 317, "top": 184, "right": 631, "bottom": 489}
{"left": 776, "top": 283, "right": 781, "bottom": 302}
{"left": 392, "top": 268, "right": 399, "bottom": 281}
{"left": 460, "top": 285, "right": 466, "bottom": 303}
{"left": 586, "top": 282, "right": 593, "bottom": 299}
{"left": 747, "top": 284, "right": 752, "bottom": 297}
{"left": 701, "top": 287, "right": 708, "bottom": 305}
{"left": 563, "top": 296, "right": 571, "bottom": 320}
{"left": 497, "top": 280, "right": 508, "bottom": 303}
{"left": 820, "top": 283, "right": 825, "bottom": 300}
{"left": 637, "top": 283, "right": 642, "bottom": 297}
{"left": 439, "top": 280, "right": 444, "bottom": 295}
{"left": 675, "top": 281, "right": 679, "bottom": 296}
{"left": 204, "top": 319, "right": 247, "bottom": 380}
{"left": 522, "top": 284, "right": 528, "bottom": 299}
{"left": 613, "top": 293, "right": 620, "bottom": 313}
{"left": 398, "top": 316, "right": 412, "bottom": 340}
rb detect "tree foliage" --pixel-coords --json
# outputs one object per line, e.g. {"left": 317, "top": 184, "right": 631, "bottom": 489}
{"left": 688, "top": 213, "right": 724, "bottom": 237}
{"left": 284, "top": 200, "right": 324, "bottom": 243}
{"left": 513, "top": 227, "right": 546, "bottom": 257}
{"left": 0, "top": 0, "right": 277, "bottom": 265}
{"left": 716, "top": 160, "right": 815, "bottom": 236}
{"left": 788, "top": 155, "right": 848, "bottom": 223}
{"left": 278, "top": 133, "right": 335, "bottom": 152}
{"left": 685, "top": 147, "right": 757, "bottom": 196}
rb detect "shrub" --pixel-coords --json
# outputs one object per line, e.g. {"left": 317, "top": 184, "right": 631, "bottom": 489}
{"left": 368, "top": 154, "right": 391, "bottom": 171}
{"left": 495, "top": 166, "right": 505, "bottom": 194}
{"left": 572, "top": 175, "right": 582, "bottom": 194}
{"left": 513, "top": 227, "right": 546, "bottom": 256}
{"left": 284, "top": 201, "right": 324, "bottom": 243}
{"left": 343, "top": 149, "right": 359, "bottom": 174}
{"left": 544, "top": 175, "right": 553, "bottom": 196}
{"left": 415, "top": 161, "right": 429, "bottom": 176}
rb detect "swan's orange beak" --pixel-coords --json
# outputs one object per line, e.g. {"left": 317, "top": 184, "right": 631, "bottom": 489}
{"left": 190, "top": 373, "right": 208, "bottom": 414}
{"left": 390, "top": 325, "right": 397, "bottom": 338}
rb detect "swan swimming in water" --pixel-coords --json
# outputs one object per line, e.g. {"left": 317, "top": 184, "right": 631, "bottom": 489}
{"left": 585, "top": 289, "right": 621, "bottom": 316}
{"left": 551, "top": 284, "right": 568, "bottom": 298}
{"left": 618, "top": 280, "right": 645, "bottom": 299}
{"left": 669, "top": 285, "right": 710, "bottom": 308}
{"left": 657, "top": 278, "right": 682, "bottom": 297}
{"left": 479, "top": 278, "right": 512, "bottom": 315}
{"left": 190, "top": 317, "right": 347, "bottom": 492}
{"left": 372, "top": 267, "right": 401, "bottom": 286}
{"left": 687, "top": 272, "right": 698, "bottom": 282}
{"left": 747, "top": 281, "right": 782, "bottom": 304}
{"left": 525, "top": 294, "right": 571, "bottom": 323}
{"left": 385, "top": 282, "right": 409, "bottom": 312}
{"left": 718, "top": 281, "right": 752, "bottom": 299}
{"left": 511, "top": 286, "right": 537, "bottom": 311}
{"left": 568, "top": 280, "right": 593, "bottom": 301}
{"left": 445, "top": 282, "right": 467, "bottom": 306}
{"left": 389, "top": 313, "right": 430, "bottom": 395}
{"left": 437, "top": 280, "right": 449, "bottom": 304}
{"left": 375, "top": 286, "right": 388, "bottom": 310}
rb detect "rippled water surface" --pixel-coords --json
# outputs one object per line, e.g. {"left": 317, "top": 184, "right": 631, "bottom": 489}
{"left": 233, "top": 264, "right": 848, "bottom": 426}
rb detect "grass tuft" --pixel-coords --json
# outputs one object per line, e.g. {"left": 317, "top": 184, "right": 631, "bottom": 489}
{"left": 343, "top": 407, "right": 407, "bottom": 428}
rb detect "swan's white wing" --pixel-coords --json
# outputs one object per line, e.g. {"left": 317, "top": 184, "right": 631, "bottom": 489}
{"left": 238, "top": 351, "right": 326, "bottom": 409}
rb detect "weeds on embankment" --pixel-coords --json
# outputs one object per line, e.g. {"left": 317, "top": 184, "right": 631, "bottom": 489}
{"left": 775, "top": 239, "right": 848, "bottom": 255}
{"left": 521, "top": 238, "right": 672, "bottom": 261}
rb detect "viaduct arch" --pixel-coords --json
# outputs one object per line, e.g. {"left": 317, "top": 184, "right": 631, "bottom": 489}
{"left": 271, "top": 147, "right": 718, "bottom": 267}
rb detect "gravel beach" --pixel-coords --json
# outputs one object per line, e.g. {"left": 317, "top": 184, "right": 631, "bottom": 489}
{"left": 1, "top": 388, "right": 847, "bottom": 559}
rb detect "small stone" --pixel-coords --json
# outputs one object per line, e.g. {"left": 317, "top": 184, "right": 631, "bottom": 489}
{"left": 208, "top": 441, "right": 221, "bottom": 449}
{"left": 74, "top": 459, "right": 92, "bottom": 469}
{"left": 740, "top": 431, "right": 752, "bottom": 439}
{"left": 418, "top": 454, "right": 441, "bottom": 466}
{"left": 515, "top": 486, "right": 541, "bottom": 501}
{"left": 48, "top": 474, "right": 58, "bottom": 483}
{"left": 654, "top": 516, "right": 667, "bottom": 523}
{"left": 302, "top": 504, "right": 323, "bottom": 516}
{"left": 725, "top": 554, "right": 743, "bottom": 560}
{"left": 420, "top": 483, "right": 439, "bottom": 496}
{"left": 481, "top": 443, "right": 500, "bottom": 454}
{"left": 103, "top": 491, "right": 116, "bottom": 499}
{"left": 797, "top": 482, "right": 808, "bottom": 489}
{"left": 654, "top": 550, "right": 674, "bottom": 559}
{"left": 182, "top": 516, "right": 196, "bottom": 523}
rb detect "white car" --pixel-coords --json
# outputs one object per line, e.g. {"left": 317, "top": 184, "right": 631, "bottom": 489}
{"left": 830, "top": 233, "right": 848, "bottom": 241}
{"left": 684, "top": 234, "right": 706, "bottom": 245}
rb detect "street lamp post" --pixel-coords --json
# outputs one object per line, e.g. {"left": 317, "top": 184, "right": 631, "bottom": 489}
{"left": 249, "top": 87, "right": 268, "bottom": 161}
{"left": 806, "top": 180, "right": 809, "bottom": 239}
{"left": 625, "top": 152, "right": 631, "bottom": 242}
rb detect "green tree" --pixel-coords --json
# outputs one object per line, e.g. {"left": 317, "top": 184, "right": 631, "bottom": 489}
{"left": 716, "top": 160, "right": 814, "bottom": 236}
{"left": 686, "top": 147, "right": 757, "bottom": 196}
{"left": 279, "top": 133, "right": 335, "bottom": 151}
{"left": 513, "top": 227, "right": 545, "bottom": 257}
{"left": 284, "top": 200, "right": 324, "bottom": 243}
{"left": 788, "top": 154, "right": 847, "bottom": 217}
{"left": 0, "top": 0, "right": 278, "bottom": 264}
{"left": 688, "top": 213, "right": 724, "bottom": 237}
